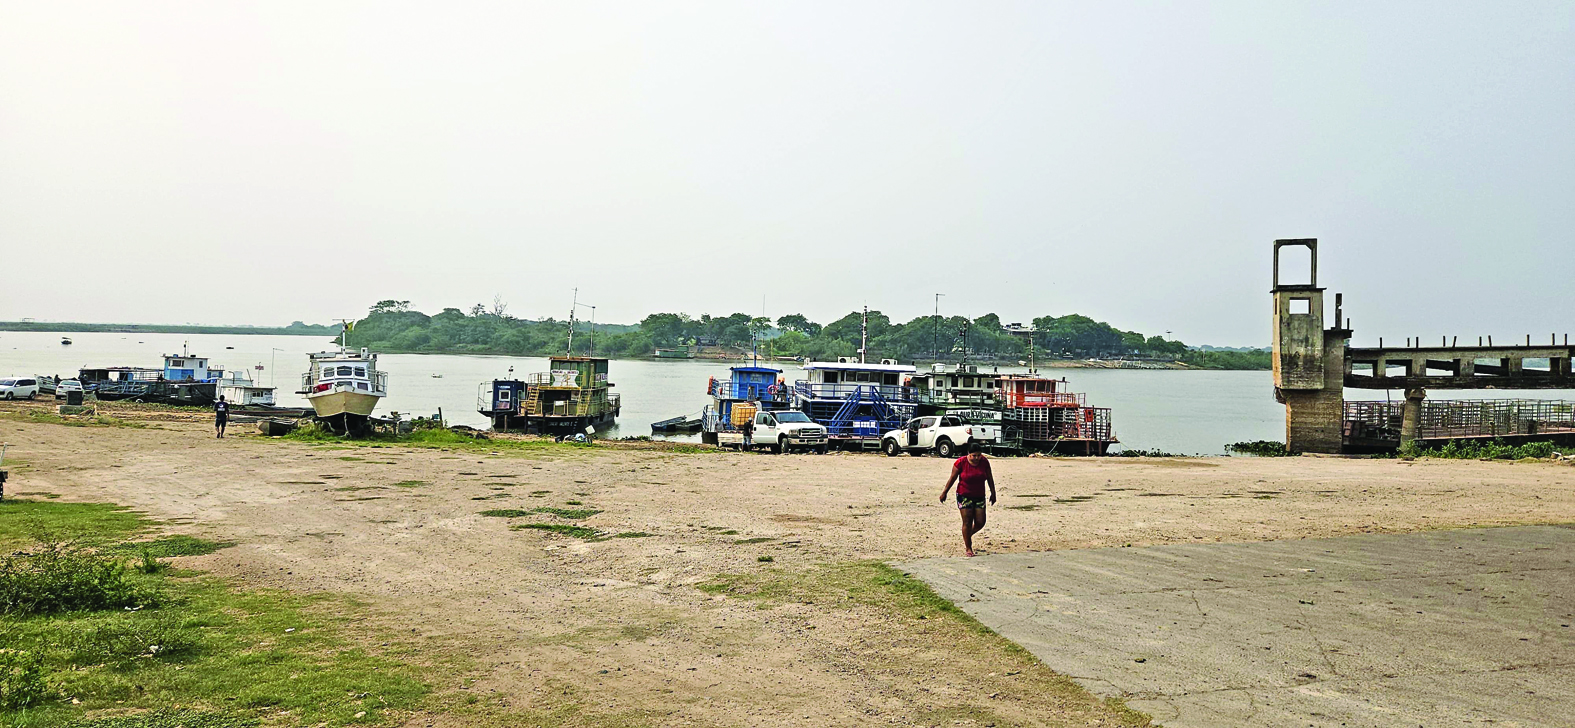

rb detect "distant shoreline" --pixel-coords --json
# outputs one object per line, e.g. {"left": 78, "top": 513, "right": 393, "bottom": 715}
{"left": 0, "top": 322, "right": 339, "bottom": 337}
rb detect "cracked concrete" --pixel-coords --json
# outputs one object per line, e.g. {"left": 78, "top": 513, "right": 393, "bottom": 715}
{"left": 902, "top": 525, "right": 1575, "bottom": 727}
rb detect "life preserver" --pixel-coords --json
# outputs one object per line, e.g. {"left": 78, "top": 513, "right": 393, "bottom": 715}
{"left": 707, "top": 377, "right": 717, "bottom": 395}
{"left": 767, "top": 384, "right": 779, "bottom": 396}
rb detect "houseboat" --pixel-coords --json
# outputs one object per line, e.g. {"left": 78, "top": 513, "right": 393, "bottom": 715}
{"left": 299, "top": 347, "right": 387, "bottom": 434}
{"left": 996, "top": 374, "right": 1117, "bottom": 455}
{"left": 912, "top": 362, "right": 1002, "bottom": 415}
{"left": 507, "top": 356, "right": 620, "bottom": 435}
{"left": 792, "top": 358, "right": 918, "bottom": 449}
{"left": 654, "top": 347, "right": 694, "bottom": 359}
{"left": 699, "top": 365, "right": 792, "bottom": 445}
{"left": 216, "top": 369, "right": 276, "bottom": 407}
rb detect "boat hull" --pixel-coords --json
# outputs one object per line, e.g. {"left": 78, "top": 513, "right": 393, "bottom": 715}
{"left": 306, "top": 389, "right": 381, "bottom": 418}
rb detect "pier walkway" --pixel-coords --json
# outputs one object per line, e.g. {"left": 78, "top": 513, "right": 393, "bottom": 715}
{"left": 903, "top": 525, "right": 1575, "bottom": 727}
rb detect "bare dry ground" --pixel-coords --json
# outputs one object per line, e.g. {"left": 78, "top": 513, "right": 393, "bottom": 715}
{"left": 3, "top": 405, "right": 1573, "bottom": 726}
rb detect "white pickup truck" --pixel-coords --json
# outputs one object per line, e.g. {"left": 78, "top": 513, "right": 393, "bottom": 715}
{"left": 717, "top": 409, "right": 830, "bottom": 454}
{"left": 881, "top": 415, "right": 1001, "bottom": 457}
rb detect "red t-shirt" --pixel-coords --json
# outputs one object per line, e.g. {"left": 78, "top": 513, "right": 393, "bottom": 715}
{"left": 953, "top": 456, "right": 992, "bottom": 498}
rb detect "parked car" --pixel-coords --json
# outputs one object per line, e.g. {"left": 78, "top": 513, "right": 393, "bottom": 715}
{"left": 717, "top": 409, "right": 828, "bottom": 453}
{"left": 882, "top": 414, "right": 1002, "bottom": 458}
{"left": 0, "top": 378, "right": 39, "bottom": 400}
{"left": 54, "top": 379, "right": 84, "bottom": 399}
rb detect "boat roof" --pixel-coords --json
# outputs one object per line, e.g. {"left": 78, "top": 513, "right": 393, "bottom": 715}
{"left": 731, "top": 365, "right": 781, "bottom": 374}
{"left": 801, "top": 361, "right": 916, "bottom": 373}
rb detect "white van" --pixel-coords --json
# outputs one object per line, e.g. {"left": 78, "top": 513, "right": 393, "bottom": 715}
{"left": 0, "top": 378, "right": 40, "bottom": 400}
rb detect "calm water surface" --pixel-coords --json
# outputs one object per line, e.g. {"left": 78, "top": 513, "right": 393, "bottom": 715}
{"left": 5, "top": 331, "right": 1567, "bottom": 454}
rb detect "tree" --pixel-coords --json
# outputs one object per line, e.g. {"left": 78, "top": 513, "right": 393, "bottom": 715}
{"left": 370, "top": 300, "right": 410, "bottom": 314}
{"left": 491, "top": 294, "right": 509, "bottom": 318}
{"left": 775, "top": 313, "right": 822, "bottom": 337}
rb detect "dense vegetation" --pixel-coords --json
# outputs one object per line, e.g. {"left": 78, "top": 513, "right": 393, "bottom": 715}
{"left": 344, "top": 300, "right": 1269, "bottom": 369}
{"left": 0, "top": 321, "right": 340, "bottom": 336}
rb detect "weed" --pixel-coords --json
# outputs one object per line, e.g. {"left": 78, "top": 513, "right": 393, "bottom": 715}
{"left": 0, "top": 649, "right": 49, "bottom": 709}
{"left": 133, "top": 546, "right": 168, "bottom": 575}
{"left": 1112, "top": 448, "right": 1182, "bottom": 457}
{"left": 478, "top": 509, "right": 532, "bottom": 518}
{"left": 612, "top": 532, "right": 653, "bottom": 539}
{"left": 565, "top": 500, "right": 582, "bottom": 505}
{"left": 1226, "top": 440, "right": 1296, "bottom": 457}
{"left": 66, "top": 612, "right": 199, "bottom": 665}
{"left": 529, "top": 507, "right": 602, "bottom": 520}
{"left": 509, "top": 523, "right": 603, "bottom": 540}
{"left": 1400, "top": 438, "right": 1560, "bottom": 460}
{"left": 732, "top": 537, "right": 774, "bottom": 545}
{"left": 392, "top": 480, "right": 428, "bottom": 488}
{"left": 64, "top": 709, "right": 257, "bottom": 728}
{"left": 756, "top": 555, "right": 774, "bottom": 563}
{"left": 0, "top": 541, "right": 160, "bottom": 616}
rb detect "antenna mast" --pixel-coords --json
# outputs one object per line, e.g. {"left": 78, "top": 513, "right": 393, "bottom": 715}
{"left": 565, "top": 288, "right": 578, "bottom": 356}
{"left": 859, "top": 305, "right": 868, "bottom": 364}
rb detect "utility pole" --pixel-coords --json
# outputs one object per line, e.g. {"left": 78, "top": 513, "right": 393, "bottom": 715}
{"left": 565, "top": 288, "right": 578, "bottom": 356}
{"left": 859, "top": 305, "right": 869, "bottom": 364}
{"left": 933, "top": 293, "right": 945, "bottom": 362}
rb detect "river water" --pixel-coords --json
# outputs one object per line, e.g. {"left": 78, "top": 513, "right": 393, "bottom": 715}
{"left": 5, "top": 331, "right": 1568, "bottom": 454}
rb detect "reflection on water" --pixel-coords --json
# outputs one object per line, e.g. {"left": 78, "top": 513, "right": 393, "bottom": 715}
{"left": 7, "top": 331, "right": 1566, "bottom": 454}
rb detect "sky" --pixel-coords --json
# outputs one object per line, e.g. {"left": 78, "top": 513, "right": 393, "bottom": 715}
{"left": 1, "top": 2, "right": 1570, "bottom": 348}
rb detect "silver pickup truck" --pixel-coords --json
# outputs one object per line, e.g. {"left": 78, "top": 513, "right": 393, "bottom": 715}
{"left": 881, "top": 415, "right": 1002, "bottom": 457}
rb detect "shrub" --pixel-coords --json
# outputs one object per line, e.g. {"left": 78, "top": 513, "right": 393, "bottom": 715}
{"left": 1226, "top": 440, "right": 1295, "bottom": 457}
{"left": 1401, "top": 438, "right": 1559, "bottom": 460}
{"left": 0, "top": 648, "right": 50, "bottom": 709}
{"left": 0, "top": 541, "right": 160, "bottom": 616}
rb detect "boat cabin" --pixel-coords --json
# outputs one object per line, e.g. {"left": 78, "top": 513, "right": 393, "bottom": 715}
{"left": 77, "top": 367, "right": 162, "bottom": 385}
{"left": 521, "top": 357, "right": 619, "bottom": 425}
{"left": 162, "top": 352, "right": 213, "bottom": 382}
{"left": 997, "top": 374, "right": 1082, "bottom": 408}
{"left": 216, "top": 370, "right": 275, "bottom": 406}
{"left": 792, "top": 359, "right": 918, "bottom": 441}
{"left": 302, "top": 349, "right": 387, "bottom": 397}
{"left": 480, "top": 380, "right": 526, "bottom": 415}
{"left": 701, "top": 365, "right": 789, "bottom": 439}
{"left": 913, "top": 363, "right": 1002, "bottom": 407}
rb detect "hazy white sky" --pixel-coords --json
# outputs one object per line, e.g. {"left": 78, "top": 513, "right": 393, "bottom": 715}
{"left": 2, "top": 2, "right": 1570, "bottom": 346}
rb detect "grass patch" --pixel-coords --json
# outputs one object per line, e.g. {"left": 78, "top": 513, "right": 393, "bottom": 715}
{"left": 756, "top": 555, "right": 774, "bottom": 563}
{"left": 1226, "top": 440, "right": 1296, "bottom": 457}
{"left": 279, "top": 425, "right": 600, "bottom": 456}
{"left": 732, "top": 537, "right": 774, "bottom": 545}
{"left": 478, "top": 509, "right": 532, "bottom": 518}
{"left": 0, "top": 500, "right": 148, "bottom": 550}
{"left": 528, "top": 508, "right": 601, "bottom": 520}
{"left": 0, "top": 410, "right": 145, "bottom": 429}
{"left": 1111, "top": 448, "right": 1182, "bottom": 457}
{"left": 508, "top": 524, "right": 604, "bottom": 540}
{"left": 0, "top": 501, "right": 431, "bottom": 726}
{"left": 1401, "top": 438, "right": 1562, "bottom": 460}
{"left": 611, "top": 532, "right": 652, "bottom": 539}
{"left": 392, "top": 480, "right": 428, "bottom": 488}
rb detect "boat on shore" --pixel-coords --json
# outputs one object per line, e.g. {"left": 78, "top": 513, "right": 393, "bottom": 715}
{"left": 298, "top": 330, "right": 387, "bottom": 435}
{"left": 478, "top": 356, "right": 619, "bottom": 435}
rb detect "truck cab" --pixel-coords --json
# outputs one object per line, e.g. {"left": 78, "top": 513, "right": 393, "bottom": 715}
{"left": 881, "top": 415, "right": 1001, "bottom": 458}
{"left": 719, "top": 409, "right": 829, "bottom": 453}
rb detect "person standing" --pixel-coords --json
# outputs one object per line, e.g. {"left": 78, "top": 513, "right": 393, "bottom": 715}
{"left": 939, "top": 449, "right": 996, "bottom": 556}
{"left": 214, "top": 395, "right": 230, "bottom": 438}
{"left": 741, "top": 416, "right": 755, "bottom": 452}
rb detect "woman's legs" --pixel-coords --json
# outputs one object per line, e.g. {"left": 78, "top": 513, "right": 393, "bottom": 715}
{"left": 959, "top": 507, "right": 978, "bottom": 555}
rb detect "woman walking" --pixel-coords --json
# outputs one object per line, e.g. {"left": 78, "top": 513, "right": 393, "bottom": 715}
{"left": 939, "top": 449, "right": 996, "bottom": 556}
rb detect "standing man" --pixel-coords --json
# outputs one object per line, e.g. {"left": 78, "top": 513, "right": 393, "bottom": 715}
{"left": 214, "top": 395, "right": 230, "bottom": 438}
{"left": 939, "top": 449, "right": 996, "bottom": 557}
{"left": 741, "top": 415, "right": 755, "bottom": 452}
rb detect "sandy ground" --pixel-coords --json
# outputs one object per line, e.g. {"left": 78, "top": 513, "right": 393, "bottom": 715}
{"left": 3, "top": 404, "right": 1573, "bottom": 726}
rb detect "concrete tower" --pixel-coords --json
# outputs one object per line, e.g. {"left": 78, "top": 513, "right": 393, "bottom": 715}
{"left": 1271, "top": 239, "right": 1348, "bottom": 453}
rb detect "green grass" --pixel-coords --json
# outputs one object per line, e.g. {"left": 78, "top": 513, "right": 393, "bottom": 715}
{"left": 1226, "top": 440, "right": 1295, "bottom": 457}
{"left": 507, "top": 524, "right": 604, "bottom": 540}
{"left": 611, "top": 532, "right": 652, "bottom": 539}
{"left": 279, "top": 426, "right": 600, "bottom": 456}
{"left": 1401, "top": 438, "right": 1562, "bottom": 460}
{"left": 731, "top": 537, "right": 773, "bottom": 545}
{"left": 478, "top": 507, "right": 601, "bottom": 520}
{"left": 0, "top": 500, "right": 431, "bottom": 726}
{"left": 391, "top": 480, "right": 428, "bottom": 488}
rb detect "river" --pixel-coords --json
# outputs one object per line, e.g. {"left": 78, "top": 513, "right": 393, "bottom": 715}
{"left": 5, "top": 331, "right": 1568, "bottom": 455}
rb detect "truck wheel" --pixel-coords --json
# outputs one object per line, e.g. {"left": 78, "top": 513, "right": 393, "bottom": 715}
{"left": 935, "top": 438, "right": 955, "bottom": 458}
{"left": 774, "top": 436, "right": 786, "bottom": 454}
{"left": 883, "top": 439, "right": 902, "bottom": 457}
{"left": 817, "top": 444, "right": 828, "bottom": 455}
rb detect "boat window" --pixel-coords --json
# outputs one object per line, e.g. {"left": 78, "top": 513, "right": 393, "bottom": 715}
{"left": 962, "top": 377, "right": 974, "bottom": 388}
{"left": 354, "top": 367, "right": 366, "bottom": 377}
{"left": 322, "top": 367, "right": 334, "bottom": 378}
{"left": 822, "top": 371, "right": 837, "bottom": 383}
{"left": 855, "top": 372, "right": 870, "bottom": 382}
{"left": 499, "top": 389, "right": 511, "bottom": 401}
{"left": 357, "top": 382, "right": 369, "bottom": 390}
{"left": 884, "top": 373, "right": 899, "bottom": 385}
{"left": 337, "top": 366, "right": 354, "bottom": 377}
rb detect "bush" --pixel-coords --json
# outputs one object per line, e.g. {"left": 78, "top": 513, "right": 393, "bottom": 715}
{"left": 1226, "top": 440, "right": 1295, "bottom": 457}
{"left": 1401, "top": 439, "right": 1560, "bottom": 460}
{"left": 0, "top": 542, "right": 160, "bottom": 616}
{"left": 0, "top": 648, "right": 50, "bottom": 709}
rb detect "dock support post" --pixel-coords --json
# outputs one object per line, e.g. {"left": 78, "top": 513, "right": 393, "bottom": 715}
{"left": 1400, "top": 387, "right": 1427, "bottom": 451}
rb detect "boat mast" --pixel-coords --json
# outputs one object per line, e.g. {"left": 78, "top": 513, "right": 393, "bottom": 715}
{"left": 565, "top": 288, "right": 578, "bottom": 356}
{"left": 859, "top": 305, "right": 868, "bottom": 364}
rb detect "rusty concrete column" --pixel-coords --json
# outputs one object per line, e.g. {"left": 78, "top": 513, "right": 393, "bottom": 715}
{"left": 1399, "top": 387, "right": 1427, "bottom": 450}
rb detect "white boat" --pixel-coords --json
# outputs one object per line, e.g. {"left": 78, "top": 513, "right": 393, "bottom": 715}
{"left": 216, "top": 369, "right": 275, "bottom": 406}
{"left": 298, "top": 335, "right": 387, "bottom": 434}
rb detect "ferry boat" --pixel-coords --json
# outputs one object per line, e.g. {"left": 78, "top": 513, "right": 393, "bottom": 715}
{"left": 996, "top": 374, "right": 1117, "bottom": 455}
{"left": 482, "top": 357, "right": 619, "bottom": 435}
{"left": 699, "top": 364, "right": 792, "bottom": 445}
{"left": 791, "top": 358, "right": 918, "bottom": 449}
{"left": 299, "top": 346, "right": 387, "bottom": 434}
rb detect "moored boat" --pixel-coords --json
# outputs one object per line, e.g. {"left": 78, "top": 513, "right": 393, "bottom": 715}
{"left": 298, "top": 338, "right": 387, "bottom": 435}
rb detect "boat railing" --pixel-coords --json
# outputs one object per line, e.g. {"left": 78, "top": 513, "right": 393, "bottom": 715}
{"left": 998, "top": 390, "right": 1084, "bottom": 407}
{"left": 915, "top": 390, "right": 998, "bottom": 406}
{"left": 711, "top": 381, "right": 789, "bottom": 401}
{"left": 793, "top": 381, "right": 917, "bottom": 402}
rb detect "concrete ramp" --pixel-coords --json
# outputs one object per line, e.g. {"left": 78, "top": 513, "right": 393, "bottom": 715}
{"left": 901, "top": 526, "right": 1575, "bottom": 727}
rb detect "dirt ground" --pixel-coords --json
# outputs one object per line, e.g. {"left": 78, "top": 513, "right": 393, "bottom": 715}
{"left": 3, "top": 405, "right": 1574, "bottom": 726}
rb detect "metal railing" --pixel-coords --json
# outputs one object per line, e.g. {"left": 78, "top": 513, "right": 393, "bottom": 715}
{"left": 793, "top": 381, "right": 917, "bottom": 402}
{"left": 1344, "top": 398, "right": 1575, "bottom": 442}
{"left": 711, "top": 381, "right": 789, "bottom": 401}
{"left": 997, "top": 389, "right": 1084, "bottom": 408}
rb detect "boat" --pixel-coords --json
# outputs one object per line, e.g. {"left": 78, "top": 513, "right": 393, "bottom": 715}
{"left": 654, "top": 347, "right": 694, "bottom": 359}
{"left": 298, "top": 330, "right": 387, "bottom": 435}
{"left": 700, "top": 364, "right": 794, "bottom": 444}
{"left": 651, "top": 414, "right": 704, "bottom": 434}
{"left": 995, "top": 373, "right": 1117, "bottom": 455}
{"left": 61, "top": 337, "right": 72, "bottom": 345}
{"left": 216, "top": 369, "right": 275, "bottom": 406}
{"left": 431, "top": 373, "right": 443, "bottom": 378}
{"left": 479, "top": 357, "right": 620, "bottom": 435}
{"left": 791, "top": 358, "right": 918, "bottom": 449}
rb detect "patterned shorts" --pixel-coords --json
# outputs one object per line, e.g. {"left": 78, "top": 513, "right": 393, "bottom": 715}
{"left": 956, "top": 496, "right": 987, "bottom": 510}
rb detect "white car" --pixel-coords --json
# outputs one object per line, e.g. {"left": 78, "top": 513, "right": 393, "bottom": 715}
{"left": 0, "top": 377, "right": 39, "bottom": 400}
{"left": 882, "top": 415, "right": 1002, "bottom": 458}
{"left": 54, "top": 379, "right": 84, "bottom": 399}
{"left": 718, "top": 409, "right": 829, "bottom": 453}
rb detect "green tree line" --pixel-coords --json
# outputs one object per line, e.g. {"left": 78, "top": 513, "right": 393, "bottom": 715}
{"left": 343, "top": 300, "right": 1268, "bottom": 369}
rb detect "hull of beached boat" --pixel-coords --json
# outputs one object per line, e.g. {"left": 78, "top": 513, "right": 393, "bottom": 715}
{"left": 306, "top": 388, "right": 381, "bottom": 418}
